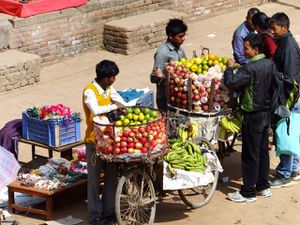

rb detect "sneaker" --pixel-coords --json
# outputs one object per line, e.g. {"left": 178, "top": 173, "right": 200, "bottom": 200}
{"left": 257, "top": 188, "right": 272, "bottom": 198}
{"left": 269, "top": 175, "right": 294, "bottom": 189}
{"left": 291, "top": 172, "right": 300, "bottom": 181}
{"left": 227, "top": 191, "right": 257, "bottom": 203}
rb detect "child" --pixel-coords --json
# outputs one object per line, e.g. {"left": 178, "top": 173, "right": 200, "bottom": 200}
{"left": 82, "top": 60, "right": 126, "bottom": 225}
{"left": 224, "top": 34, "right": 278, "bottom": 202}
{"left": 150, "top": 18, "right": 187, "bottom": 111}
{"left": 269, "top": 12, "right": 300, "bottom": 188}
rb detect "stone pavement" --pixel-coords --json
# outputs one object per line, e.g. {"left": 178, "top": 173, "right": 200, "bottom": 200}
{"left": 1, "top": 1, "right": 300, "bottom": 224}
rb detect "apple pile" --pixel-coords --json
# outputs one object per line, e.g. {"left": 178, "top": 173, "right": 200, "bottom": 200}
{"left": 94, "top": 107, "right": 168, "bottom": 156}
{"left": 166, "top": 54, "right": 230, "bottom": 113}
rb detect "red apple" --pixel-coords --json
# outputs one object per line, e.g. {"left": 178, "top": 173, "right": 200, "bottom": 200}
{"left": 115, "top": 136, "right": 121, "bottom": 142}
{"left": 127, "top": 137, "right": 134, "bottom": 143}
{"left": 122, "top": 129, "right": 131, "bottom": 137}
{"left": 135, "top": 133, "right": 143, "bottom": 140}
{"left": 140, "top": 137, "right": 148, "bottom": 144}
{"left": 127, "top": 142, "right": 135, "bottom": 148}
{"left": 107, "top": 145, "right": 113, "bottom": 153}
{"left": 121, "top": 137, "right": 127, "bottom": 142}
{"left": 139, "top": 127, "right": 146, "bottom": 133}
{"left": 135, "top": 142, "right": 143, "bottom": 150}
{"left": 115, "top": 147, "right": 121, "bottom": 155}
{"left": 106, "top": 138, "right": 114, "bottom": 145}
{"left": 120, "top": 141, "right": 127, "bottom": 147}
{"left": 141, "top": 147, "right": 148, "bottom": 153}
{"left": 129, "top": 132, "right": 135, "bottom": 138}
{"left": 121, "top": 147, "right": 128, "bottom": 154}
{"left": 151, "top": 140, "right": 157, "bottom": 147}
{"left": 115, "top": 142, "right": 121, "bottom": 148}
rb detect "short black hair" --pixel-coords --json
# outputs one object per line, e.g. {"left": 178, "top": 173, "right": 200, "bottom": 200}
{"left": 245, "top": 34, "right": 264, "bottom": 53}
{"left": 270, "top": 12, "right": 290, "bottom": 29}
{"left": 252, "top": 12, "right": 270, "bottom": 30}
{"left": 247, "top": 7, "right": 260, "bottom": 17}
{"left": 166, "top": 19, "right": 188, "bottom": 37}
{"left": 96, "top": 60, "right": 119, "bottom": 80}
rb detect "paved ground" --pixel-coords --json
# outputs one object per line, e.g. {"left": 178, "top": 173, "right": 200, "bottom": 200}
{"left": 1, "top": 0, "right": 300, "bottom": 224}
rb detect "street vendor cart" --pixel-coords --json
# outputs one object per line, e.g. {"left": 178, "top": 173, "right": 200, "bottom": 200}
{"left": 93, "top": 106, "right": 221, "bottom": 225}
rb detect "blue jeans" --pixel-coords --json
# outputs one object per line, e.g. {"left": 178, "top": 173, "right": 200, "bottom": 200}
{"left": 276, "top": 154, "right": 299, "bottom": 178}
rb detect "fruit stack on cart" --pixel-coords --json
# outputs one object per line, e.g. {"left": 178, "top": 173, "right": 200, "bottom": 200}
{"left": 166, "top": 47, "right": 238, "bottom": 158}
{"left": 93, "top": 106, "right": 169, "bottom": 163}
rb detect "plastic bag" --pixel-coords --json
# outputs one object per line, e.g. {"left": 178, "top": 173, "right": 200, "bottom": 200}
{"left": 275, "top": 111, "right": 300, "bottom": 156}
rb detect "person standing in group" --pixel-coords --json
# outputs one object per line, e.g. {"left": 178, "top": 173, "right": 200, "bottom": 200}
{"left": 252, "top": 11, "right": 277, "bottom": 58}
{"left": 83, "top": 60, "right": 127, "bottom": 225}
{"left": 225, "top": 34, "right": 278, "bottom": 202}
{"left": 150, "top": 18, "right": 187, "bottom": 111}
{"left": 269, "top": 12, "right": 300, "bottom": 188}
{"left": 232, "top": 7, "right": 260, "bottom": 65}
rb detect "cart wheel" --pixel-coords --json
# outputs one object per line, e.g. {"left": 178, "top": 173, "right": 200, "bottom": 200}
{"left": 115, "top": 168, "right": 156, "bottom": 225}
{"left": 178, "top": 137, "right": 219, "bottom": 209}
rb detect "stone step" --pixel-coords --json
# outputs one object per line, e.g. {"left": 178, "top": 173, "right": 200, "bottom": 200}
{"left": 0, "top": 50, "right": 41, "bottom": 92}
{"left": 103, "top": 9, "right": 186, "bottom": 55}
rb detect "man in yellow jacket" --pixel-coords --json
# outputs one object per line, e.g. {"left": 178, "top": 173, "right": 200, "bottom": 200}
{"left": 83, "top": 60, "right": 126, "bottom": 225}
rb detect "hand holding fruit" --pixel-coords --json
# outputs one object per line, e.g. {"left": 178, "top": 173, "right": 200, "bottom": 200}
{"left": 226, "top": 58, "right": 235, "bottom": 68}
{"left": 154, "top": 67, "right": 164, "bottom": 79}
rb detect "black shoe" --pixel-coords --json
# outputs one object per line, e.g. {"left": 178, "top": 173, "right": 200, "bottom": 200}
{"left": 291, "top": 171, "right": 300, "bottom": 181}
{"left": 269, "top": 174, "right": 293, "bottom": 189}
{"left": 90, "top": 217, "right": 105, "bottom": 225}
{"left": 102, "top": 215, "right": 117, "bottom": 225}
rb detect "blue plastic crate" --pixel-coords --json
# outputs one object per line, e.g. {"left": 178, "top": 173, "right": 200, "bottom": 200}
{"left": 22, "top": 112, "right": 81, "bottom": 147}
{"left": 136, "top": 91, "right": 154, "bottom": 108}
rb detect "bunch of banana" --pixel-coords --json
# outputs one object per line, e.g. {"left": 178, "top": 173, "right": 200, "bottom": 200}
{"left": 165, "top": 139, "right": 207, "bottom": 175}
{"left": 177, "top": 122, "right": 199, "bottom": 142}
{"left": 220, "top": 113, "right": 242, "bottom": 134}
{"left": 189, "top": 122, "right": 199, "bottom": 138}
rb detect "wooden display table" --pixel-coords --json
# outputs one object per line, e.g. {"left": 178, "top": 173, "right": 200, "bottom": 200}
{"left": 19, "top": 138, "right": 85, "bottom": 160}
{"left": 8, "top": 178, "right": 87, "bottom": 220}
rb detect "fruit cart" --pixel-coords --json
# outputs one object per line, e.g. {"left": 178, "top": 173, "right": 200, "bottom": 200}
{"left": 93, "top": 106, "right": 221, "bottom": 225}
{"left": 165, "top": 48, "right": 240, "bottom": 161}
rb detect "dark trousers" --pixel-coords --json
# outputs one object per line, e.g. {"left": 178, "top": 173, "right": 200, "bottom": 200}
{"left": 240, "top": 111, "right": 270, "bottom": 198}
{"left": 86, "top": 144, "right": 118, "bottom": 223}
{"left": 156, "top": 98, "right": 168, "bottom": 111}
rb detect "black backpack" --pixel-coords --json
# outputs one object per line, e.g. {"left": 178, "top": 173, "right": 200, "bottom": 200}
{"left": 271, "top": 72, "right": 300, "bottom": 119}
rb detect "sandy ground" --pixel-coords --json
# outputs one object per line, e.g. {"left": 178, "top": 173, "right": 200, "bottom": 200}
{"left": 1, "top": 0, "right": 300, "bottom": 224}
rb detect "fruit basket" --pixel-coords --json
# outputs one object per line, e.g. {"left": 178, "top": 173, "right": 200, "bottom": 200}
{"left": 94, "top": 107, "right": 168, "bottom": 162}
{"left": 166, "top": 48, "right": 231, "bottom": 115}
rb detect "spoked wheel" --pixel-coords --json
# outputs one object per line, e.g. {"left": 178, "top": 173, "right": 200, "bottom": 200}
{"left": 115, "top": 168, "right": 156, "bottom": 225}
{"left": 178, "top": 137, "right": 219, "bottom": 208}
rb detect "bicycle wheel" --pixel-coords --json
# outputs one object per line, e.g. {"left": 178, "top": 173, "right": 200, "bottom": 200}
{"left": 178, "top": 137, "right": 219, "bottom": 208}
{"left": 115, "top": 168, "right": 156, "bottom": 225}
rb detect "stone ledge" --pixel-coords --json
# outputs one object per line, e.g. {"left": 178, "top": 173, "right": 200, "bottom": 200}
{"left": 103, "top": 9, "right": 186, "bottom": 55}
{"left": 0, "top": 50, "right": 41, "bottom": 92}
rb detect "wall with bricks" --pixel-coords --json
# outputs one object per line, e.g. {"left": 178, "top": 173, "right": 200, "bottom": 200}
{"left": 3, "top": 0, "right": 262, "bottom": 66}
{"left": 0, "top": 50, "right": 41, "bottom": 92}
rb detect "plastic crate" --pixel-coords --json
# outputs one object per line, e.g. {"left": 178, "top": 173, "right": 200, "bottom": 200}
{"left": 22, "top": 112, "right": 81, "bottom": 147}
{"left": 136, "top": 91, "right": 154, "bottom": 108}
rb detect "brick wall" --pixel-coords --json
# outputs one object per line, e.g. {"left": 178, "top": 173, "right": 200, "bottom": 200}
{"left": 0, "top": 50, "right": 41, "bottom": 92}
{"left": 5, "top": 0, "right": 261, "bottom": 66}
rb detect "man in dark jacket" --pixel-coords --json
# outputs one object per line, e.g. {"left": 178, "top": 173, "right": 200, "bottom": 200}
{"left": 225, "top": 34, "right": 278, "bottom": 202}
{"left": 269, "top": 12, "right": 300, "bottom": 188}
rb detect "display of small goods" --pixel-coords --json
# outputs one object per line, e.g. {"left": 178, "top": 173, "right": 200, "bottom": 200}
{"left": 166, "top": 54, "right": 231, "bottom": 113}
{"left": 26, "top": 103, "right": 81, "bottom": 121}
{"left": 17, "top": 158, "right": 87, "bottom": 190}
{"left": 94, "top": 107, "right": 168, "bottom": 159}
